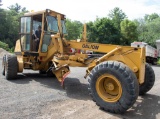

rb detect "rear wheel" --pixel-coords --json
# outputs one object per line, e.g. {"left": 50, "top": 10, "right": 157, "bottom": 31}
{"left": 152, "top": 58, "right": 157, "bottom": 65}
{"left": 5, "top": 55, "right": 18, "bottom": 80}
{"left": 139, "top": 63, "right": 155, "bottom": 95}
{"left": 88, "top": 61, "right": 139, "bottom": 113}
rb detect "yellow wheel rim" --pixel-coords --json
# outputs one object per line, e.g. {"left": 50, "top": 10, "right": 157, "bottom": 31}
{"left": 96, "top": 74, "right": 122, "bottom": 102}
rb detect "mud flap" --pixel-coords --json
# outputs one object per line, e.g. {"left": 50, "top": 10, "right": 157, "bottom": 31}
{"left": 52, "top": 64, "right": 70, "bottom": 87}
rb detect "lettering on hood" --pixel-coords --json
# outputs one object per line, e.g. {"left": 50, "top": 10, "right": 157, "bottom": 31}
{"left": 82, "top": 44, "right": 99, "bottom": 50}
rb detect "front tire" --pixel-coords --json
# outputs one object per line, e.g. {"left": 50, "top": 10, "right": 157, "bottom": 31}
{"left": 139, "top": 63, "right": 155, "bottom": 95}
{"left": 88, "top": 61, "right": 139, "bottom": 114}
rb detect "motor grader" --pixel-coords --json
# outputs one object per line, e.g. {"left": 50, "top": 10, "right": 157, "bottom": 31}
{"left": 2, "top": 9, "right": 155, "bottom": 114}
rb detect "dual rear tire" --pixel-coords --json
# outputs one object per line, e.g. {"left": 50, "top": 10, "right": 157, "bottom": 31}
{"left": 139, "top": 63, "right": 155, "bottom": 95}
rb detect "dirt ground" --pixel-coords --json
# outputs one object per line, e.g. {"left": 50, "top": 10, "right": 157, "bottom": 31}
{"left": 0, "top": 57, "right": 160, "bottom": 119}
{"left": 0, "top": 48, "right": 11, "bottom": 56}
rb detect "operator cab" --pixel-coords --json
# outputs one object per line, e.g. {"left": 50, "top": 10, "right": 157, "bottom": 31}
{"left": 19, "top": 9, "right": 67, "bottom": 56}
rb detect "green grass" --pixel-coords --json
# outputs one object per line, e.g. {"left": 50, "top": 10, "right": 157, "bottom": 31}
{"left": 157, "top": 58, "right": 160, "bottom": 65}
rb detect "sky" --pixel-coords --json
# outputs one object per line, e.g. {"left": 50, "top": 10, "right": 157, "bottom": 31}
{"left": 1, "top": 0, "right": 160, "bottom": 22}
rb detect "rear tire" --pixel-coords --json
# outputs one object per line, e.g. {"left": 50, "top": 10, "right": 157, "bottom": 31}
{"left": 5, "top": 55, "right": 18, "bottom": 80}
{"left": 152, "top": 58, "right": 157, "bottom": 65}
{"left": 139, "top": 63, "right": 155, "bottom": 95}
{"left": 88, "top": 61, "right": 139, "bottom": 114}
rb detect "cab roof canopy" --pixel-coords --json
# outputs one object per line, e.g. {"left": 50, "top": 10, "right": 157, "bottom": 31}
{"left": 23, "top": 9, "right": 66, "bottom": 19}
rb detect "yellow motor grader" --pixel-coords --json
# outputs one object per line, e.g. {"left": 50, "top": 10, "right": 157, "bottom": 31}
{"left": 2, "top": 9, "right": 155, "bottom": 113}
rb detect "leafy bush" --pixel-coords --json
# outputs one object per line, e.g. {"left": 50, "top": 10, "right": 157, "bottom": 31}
{"left": 0, "top": 41, "right": 9, "bottom": 51}
{"left": 8, "top": 47, "right": 14, "bottom": 53}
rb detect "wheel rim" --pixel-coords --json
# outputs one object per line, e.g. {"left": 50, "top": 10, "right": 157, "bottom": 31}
{"left": 96, "top": 74, "right": 122, "bottom": 102}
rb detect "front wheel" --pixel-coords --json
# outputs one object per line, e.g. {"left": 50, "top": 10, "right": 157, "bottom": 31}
{"left": 88, "top": 61, "right": 139, "bottom": 114}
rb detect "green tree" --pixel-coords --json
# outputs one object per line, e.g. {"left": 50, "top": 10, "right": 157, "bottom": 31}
{"left": 108, "top": 7, "right": 127, "bottom": 30}
{"left": 8, "top": 3, "right": 28, "bottom": 13}
{"left": 87, "top": 17, "right": 121, "bottom": 44}
{"left": 65, "top": 19, "right": 83, "bottom": 40}
{"left": 120, "top": 19, "right": 138, "bottom": 45}
{"left": 135, "top": 15, "right": 160, "bottom": 47}
{"left": 86, "top": 21, "right": 96, "bottom": 42}
{"left": 144, "top": 13, "right": 159, "bottom": 22}
{"left": 134, "top": 18, "right": 147, "bottom": 42}
{"left": 0, "top": 8, "right": 6, "bottom": 39}
{"left": 0, "top": 3, "right": 28, "bottom": 49}
{"left": 21, "top": 7, "right": 28, "bottom": 13}
{"left": 0, "top": 41, "right": 9, "bottom": 51}
{"left": 143, "top": 18, "right": 160, "bottom": 46}
{"left": 8, "top": 3, "right": 21, "bottom": 13}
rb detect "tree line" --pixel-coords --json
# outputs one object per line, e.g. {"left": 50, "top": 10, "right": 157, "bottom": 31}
{"left": 0, "top": 2, "right": 28, "bottom": 51}
{"left": 0, "top": 2, "right": 160, "bottom": 51}
{"left": 65, "top": 8, "right": 160, "bottom": 48}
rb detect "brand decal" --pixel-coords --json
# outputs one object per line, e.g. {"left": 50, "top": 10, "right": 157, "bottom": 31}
{"left": 82, "top": 44, "right": 99, "bottom": 50}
